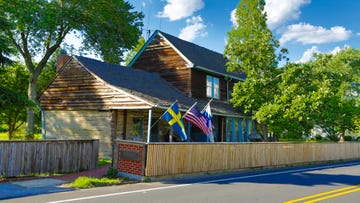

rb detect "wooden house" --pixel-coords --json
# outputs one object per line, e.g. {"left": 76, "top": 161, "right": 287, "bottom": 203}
{"left": 129, "top": 31, "right": 252, "bottom": 142}
{"left": 39, "top": 31, "right": 253, "bottom": 157}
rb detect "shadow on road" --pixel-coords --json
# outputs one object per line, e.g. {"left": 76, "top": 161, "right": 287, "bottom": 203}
{"left": 159, "top": 160, "right": 360, "bottom": 187}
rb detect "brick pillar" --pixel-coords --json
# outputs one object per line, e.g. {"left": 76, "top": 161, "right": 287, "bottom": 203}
{"left": 117, "top": 142, "right": 146, "bottom": 176}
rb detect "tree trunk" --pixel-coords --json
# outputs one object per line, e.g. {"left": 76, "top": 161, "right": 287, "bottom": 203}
{"left": 8, "top": 131, "right": 15, "bottom": 140}
{"left": 26, "top": 75, "right": 37, "bottom": 139}
{"left": 254, "top": 120, "right": 269, "bottom": 142}
{"left": 339, "top": 132, "right": 345, "bottom": 142}
{"left": 8, "top": 119, "right": 14, "bottom": 140}
{"left": 260, "top": 122, "right": 269, "bottom": 142}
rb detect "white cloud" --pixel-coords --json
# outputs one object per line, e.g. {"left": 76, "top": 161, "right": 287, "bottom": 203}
{"left": 297, "top": 45, "right": 351, "bottom": 63}
{"left": 230, "top": 9, "right": 237, "bottom": 27}
{"left": 178, "top": 16, "right": 207, "bottom": 42}
{"left": 280, "top": 23, "right": 352, "bottom": 45}
{"left": 264, "top": 0, "right": 311, "bottom": 29}
{"left": 357, "top": 32, "right": 360, "bottom": 36}
{"left": 297, "top": 46, "right": 319, "bottom": 63}
{"left": 157, "top": 0, "right": 204, "bottom": 21}
{"left": 330, "top": 45, "right": 350, "bottom": 55}
{"left": 330, "top": 46, "right": 342, "bottom": 55}
{"left": 231, "top": 0, "right": 310, "bottom": 29}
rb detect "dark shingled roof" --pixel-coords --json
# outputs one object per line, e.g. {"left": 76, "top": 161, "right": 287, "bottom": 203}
{"left": 158, "top": 31, "right": 246, "bottom": 81}
{"left": 75, "top": 55, "right": 243, "bottom": 116}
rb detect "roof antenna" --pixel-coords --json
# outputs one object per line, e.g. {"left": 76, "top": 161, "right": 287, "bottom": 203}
{"left": 146, "top": 3, "right": 152, "bottom": 32}
{"left": 159, "top": 18, "right": 162, "bottom": 31}
{"left": 147, "top": 30, "right": 151, "bottom": 39}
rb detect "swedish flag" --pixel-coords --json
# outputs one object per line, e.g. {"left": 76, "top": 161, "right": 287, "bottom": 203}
{"left": 162, "top": 101, "right": 187, "bottom": 141}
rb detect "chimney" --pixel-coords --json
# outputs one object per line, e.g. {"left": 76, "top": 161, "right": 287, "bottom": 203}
{"left": 56, "top": 55, "right": 71, "bottom": 71}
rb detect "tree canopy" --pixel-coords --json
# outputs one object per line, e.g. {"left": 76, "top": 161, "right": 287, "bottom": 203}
{"left": 225, "top": 0, "right": 359, "bottom": 141}
{"left": 1, "top": 0, "right": 143, "bottom": 64}
{"left": 255, "top": 48, "right": 360, "bottom": 141}
{"left": 0, "top": 0, "right": 144, "bottom": 137}
{"left": 0, "top": 16, "right": 15, "bottom": 67}
{"left": 224, "top": 0, "right": 287, "bottom": 140}
{"left": 0, "top": 63, "right": 32, "bottom": 139}
{"left": 125, "top": 37, "right": 145, "bottom": 66}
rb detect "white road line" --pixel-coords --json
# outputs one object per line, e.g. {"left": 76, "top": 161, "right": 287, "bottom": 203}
{"left": 47, "top": 184, "right": 192, "bottom": 203}
{"left": 47, "top": 161, "right": 360, "bottom": 203}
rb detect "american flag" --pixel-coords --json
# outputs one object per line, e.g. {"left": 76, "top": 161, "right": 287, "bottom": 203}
{"left": 183, "top": 103, "right": 212, "bottom": 135}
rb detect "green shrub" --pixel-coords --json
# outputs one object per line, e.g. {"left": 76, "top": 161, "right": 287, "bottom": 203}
{"left": 315, "top": 134, "right": 322, "bottom": 140}
{"left": 105, "top": 167, "right": 118, "bottom": 179}
{"left": 344, "top": 135, "right": 353, "bottom": 141}
{"left": 143, "top": 177, "right": 151, "bottom": 182}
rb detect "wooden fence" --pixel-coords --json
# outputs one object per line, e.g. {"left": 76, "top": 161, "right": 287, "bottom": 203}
{"left": 0, "top": 139, "right": 99, "bottom": 177}
{"left": 144, "top": 142, "right": 360, "bottom": 176}
{"left": 115, "top": 141, "right": 360, "bottom": 177}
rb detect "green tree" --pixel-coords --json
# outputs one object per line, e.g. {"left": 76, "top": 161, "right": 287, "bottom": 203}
{"left": 37, "top": 49, "right": 64, "bottom": 94}
{"left": 311, "top": 48, "right": 360, "bottom": 141}
{"left": 256, "top": 48, "right": 360, "bottom": 141}
{"left": 255, "top": 63, "right": 318, "bottom": 139}
{"left": 0, "top": 0, "right": 143, "bottom": 138}
{"left": 0, "top": 16, "right": 15, "bottom": 67}
{"left": 125, "top": 37, "right": 145, "bottom": 66}
{"left": 224, "top": 0, "right": 287, "bottom": 140}
{"left": 0, "top": 38, "right": 14, "bottom": 67}
{"left": 0, "top": 63, "right": 32, "bottom": 139}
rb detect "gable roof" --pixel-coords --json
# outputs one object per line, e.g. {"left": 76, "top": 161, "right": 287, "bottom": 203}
{"left": 74, "top": 56, "right": 243, "bottom": 117}
{"left": 76, "top": 55, "right": 191, "bottom": 108}
{"left": 129, "top": 30, "right": 246, "bottom": 81}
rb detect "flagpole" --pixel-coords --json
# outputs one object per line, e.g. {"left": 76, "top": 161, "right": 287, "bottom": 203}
{"left": 202, "top": 98, "right": 213, "bottom": 112}
{"left": 150, "top": 100, "right": 179, "bottom": 129}
{"left": 150, "top": 115, "right": 163, "bottom": 129}
{"left": 146, "top": 109, "right": 152, "bottom": 143}
{"left": 182, "top": 102, "right": 197, "bottom": 119}
{"left": 201, "top": 98, "right": 214, "bottom": 142}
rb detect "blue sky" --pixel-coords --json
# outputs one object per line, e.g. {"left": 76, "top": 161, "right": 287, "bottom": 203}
{"left": 127, "top": 0, "right": 360, "bottom": 65}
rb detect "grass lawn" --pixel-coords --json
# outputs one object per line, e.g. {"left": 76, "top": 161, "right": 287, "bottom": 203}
{"left": 70, "top": 176, "right": 127, "bottom": 189}
{"left": 98, "top": 157, "right": 112, "bottom": 167}
{"left": 0, "top": 132, "right": 42, "bottom": 140}
{"left": 69, "top": 164, "right": 129, "bottom": 189}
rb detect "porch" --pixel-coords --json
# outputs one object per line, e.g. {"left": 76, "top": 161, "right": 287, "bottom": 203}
{"left": 111, "top": 108, "right": 253, "bottom": 143}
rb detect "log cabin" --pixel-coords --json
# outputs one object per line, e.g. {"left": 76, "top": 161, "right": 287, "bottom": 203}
{"left": 129, "top": 31, "right": 253, "bottom": 142}
{"left": 39, "top": 31, "right": 253, "bottom": 157}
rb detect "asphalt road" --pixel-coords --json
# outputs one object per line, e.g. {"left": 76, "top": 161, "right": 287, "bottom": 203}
{"left": 4, "top": 161, "right": 360, "bottom": 203}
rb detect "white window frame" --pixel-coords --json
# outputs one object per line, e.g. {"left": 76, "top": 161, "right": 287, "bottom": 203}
{"left": 206, "top": 75, "right": 220, "bottom": 99}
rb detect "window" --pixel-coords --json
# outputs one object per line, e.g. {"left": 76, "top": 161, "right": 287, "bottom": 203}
{"left": 206, "top": 75, "right": 220, "bottom": 99}
{"left": 130, "top": 117, "right": 144, "bottom": 137}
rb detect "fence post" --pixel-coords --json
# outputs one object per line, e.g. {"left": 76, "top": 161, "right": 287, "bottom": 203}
{"left": 112, "top": 141, "right": 119, "bottom": 169}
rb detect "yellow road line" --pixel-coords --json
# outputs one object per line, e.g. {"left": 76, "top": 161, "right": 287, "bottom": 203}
{"left": 284, "top": 184, "right": 360, "bottom": 203}
{"left": 304, "top": 187, "right": 360, "bottom": 203}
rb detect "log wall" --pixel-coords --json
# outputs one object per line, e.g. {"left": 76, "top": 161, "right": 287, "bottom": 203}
{"left": 131, "top": 35, "right": 191, "bottom": 95}
{"left": 40, "top": 58, "right": 151, "bottom": 110}
{"left": 191, "top": 69, "right": 236, "bottom": 101}
{"left": 44, "top": 109, "right": 170, "bottom": 157}
{"left": 132, "top": 34, "right": 237, "bottom": 103}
